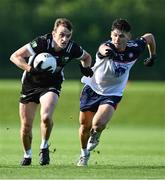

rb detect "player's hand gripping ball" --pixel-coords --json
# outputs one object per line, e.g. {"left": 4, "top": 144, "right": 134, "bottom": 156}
{"left": 33, "top": 53, "right": 57, "bottom": 73}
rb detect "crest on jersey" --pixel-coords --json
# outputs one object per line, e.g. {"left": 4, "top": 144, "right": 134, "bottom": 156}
{"left": 61, "top": 57, "right": 70, "bottom": 65}
{"left": 114, "top": 64, "right": 128, "bottom": 77}
{"left": 128, "top": 53, "right": 134, "bottom": 58}
{"left": 31, "top": 40, "right": 37, "bottom": 48}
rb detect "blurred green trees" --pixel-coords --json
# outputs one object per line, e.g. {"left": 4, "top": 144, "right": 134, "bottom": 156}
{"left": 0, "top": 0, "right": 164, "bottom": 80}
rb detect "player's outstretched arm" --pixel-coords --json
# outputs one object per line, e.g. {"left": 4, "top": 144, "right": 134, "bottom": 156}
{"left": 142, "top": 33, "right": 157, "bottom": 67}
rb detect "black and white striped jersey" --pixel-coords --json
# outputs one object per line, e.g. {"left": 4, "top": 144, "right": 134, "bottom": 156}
{"left": 22, "top": 33, "right": 84, "bottom": 89}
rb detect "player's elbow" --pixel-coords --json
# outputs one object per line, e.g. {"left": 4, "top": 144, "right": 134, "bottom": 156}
{"left": 142, "top": 33, "right": 155, "bottom": 44}
{"left": 10, "top": 53, "right": 16, "bottom": 63}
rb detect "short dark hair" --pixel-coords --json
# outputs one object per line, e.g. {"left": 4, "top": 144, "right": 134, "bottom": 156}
{"left": 111, "top": 19, "right": 131, "bottom": 32}
{"left": 54, "top": 18, "right": 73, "bottom": 31}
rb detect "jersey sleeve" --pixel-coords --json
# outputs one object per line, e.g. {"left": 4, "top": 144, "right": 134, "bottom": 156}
{"left": 135, "top": 37, "right": 147, "bottom": 53}
{"left": 29, "top": 36, "right": 48, "bottom": 54}
{"left": 69, "top": 42, "right": 84, "bottom": 59}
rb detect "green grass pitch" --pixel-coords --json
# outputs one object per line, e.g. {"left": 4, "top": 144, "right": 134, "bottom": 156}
{"left": 0, "top": 80, "right": 164, "bottom": 179}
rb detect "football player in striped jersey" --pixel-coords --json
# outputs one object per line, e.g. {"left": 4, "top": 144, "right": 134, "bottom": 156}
{"left": 10, "top": 18, "right": 93, "bottom": 166}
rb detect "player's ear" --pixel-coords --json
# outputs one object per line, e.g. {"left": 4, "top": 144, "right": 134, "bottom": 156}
{"left": 110, "top": 31, "right": 113, "bottom": 39}
{"left": 52, "top": 30, "right": 55, "bottom": 37}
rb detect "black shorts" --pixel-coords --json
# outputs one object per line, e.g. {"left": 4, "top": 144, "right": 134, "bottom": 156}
{"left": 20, "top": 86, "right": 60, "bottom": 104}
{"left": 80, "top": 85, "right": 122, "bottom": 112}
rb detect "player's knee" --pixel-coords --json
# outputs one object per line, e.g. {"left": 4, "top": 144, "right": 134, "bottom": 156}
{"left": 79, "top": 124, "right": 91, "bottom": 135}
{"left": 41, "top": 113, "right": 52, "bottom": 126}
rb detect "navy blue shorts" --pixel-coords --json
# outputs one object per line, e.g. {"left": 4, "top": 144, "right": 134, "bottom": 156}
{"left": 80, "top": 85, "right": 122, "bottom": 112}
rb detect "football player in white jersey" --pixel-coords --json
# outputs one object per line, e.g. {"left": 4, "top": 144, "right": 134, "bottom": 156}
{"left": 10, "top": 18, "right": 93, "bottom": 166}
{"left": 77, "top": 18, "right": 157, "bottom": 166}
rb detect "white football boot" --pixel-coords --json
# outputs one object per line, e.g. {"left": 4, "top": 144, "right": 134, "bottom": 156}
{"left": 77, "top": 152, "right": 90, "bottom": 166}
{"left": 87, "top": 129, "right": 101, "bottom": 151}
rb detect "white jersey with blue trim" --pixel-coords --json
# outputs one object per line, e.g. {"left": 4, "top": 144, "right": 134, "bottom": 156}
{"left": 81, "top": 38, "right": 146, "bottom": 96}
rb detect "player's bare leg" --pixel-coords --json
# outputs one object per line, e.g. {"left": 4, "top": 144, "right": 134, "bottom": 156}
{"left": 77, "top": 111, "right": 94, "bottom": 166}
{"left": 19, "top": 102, "right": 38, "bottom": 165}
{"left": 79, "top": 111, "right": 95, "bottom": 148}
{"left": 87, "top": 104, "right": 114, "bottom": 151}
{"left": 39, "top": 91, "right": 58, "bottom": 165}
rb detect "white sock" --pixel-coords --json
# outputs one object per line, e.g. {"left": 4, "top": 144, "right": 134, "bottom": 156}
{"left": 24, "top": 149, "right": 32, "bottom": 158}
{"left": 81, "top": 148, "right": 89, "bottom": 157}
{"left": 40, "top": 139, "right": 48, "bottom": 149}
